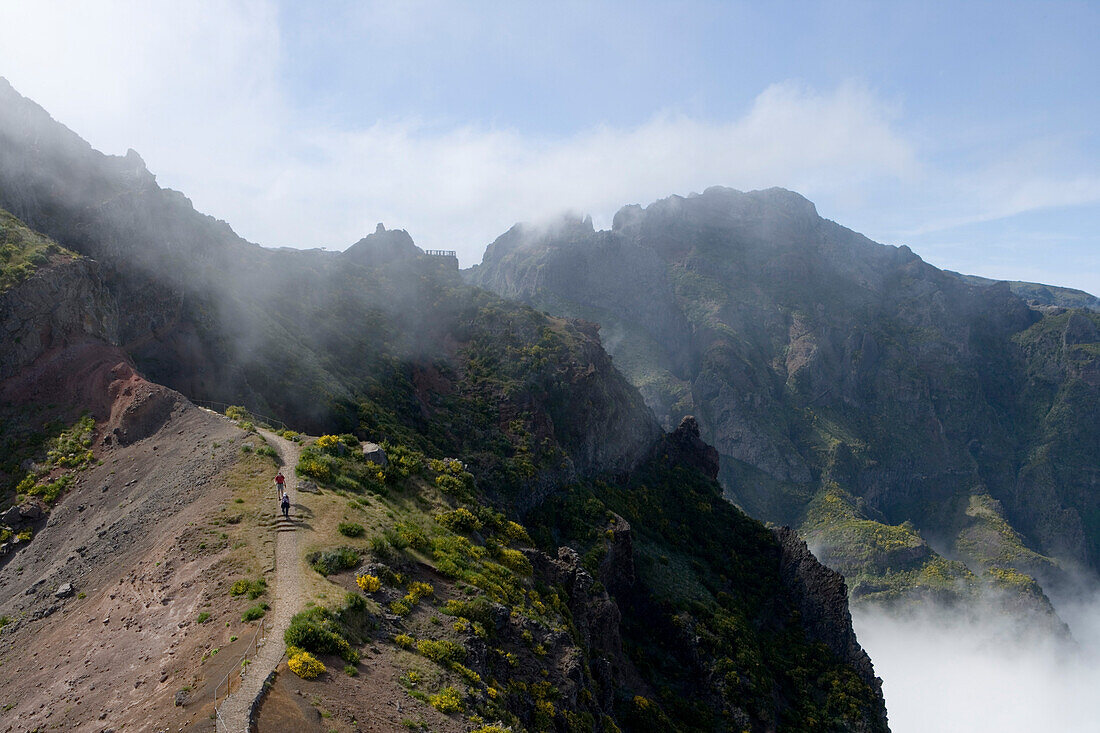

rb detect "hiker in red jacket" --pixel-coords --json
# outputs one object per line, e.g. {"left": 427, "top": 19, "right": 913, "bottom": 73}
{"left": 274, "top": 471, "right": 285, "bottom": 498}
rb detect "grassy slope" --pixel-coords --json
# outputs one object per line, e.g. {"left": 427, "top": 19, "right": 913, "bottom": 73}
{"left": 0, "top": 207, "right": 79, "bottom": 292}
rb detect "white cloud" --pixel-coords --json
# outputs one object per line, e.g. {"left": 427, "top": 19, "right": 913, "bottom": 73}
{"left": 221, "top": 79, "right": 919, "bottom": 262}
{"left": 853, "top": 594, "right": 1100, "bottom": 733}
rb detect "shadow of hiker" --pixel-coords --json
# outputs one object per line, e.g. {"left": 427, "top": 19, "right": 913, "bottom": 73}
{"left": 288, "top": 503, "right": 313, "bottom": 518}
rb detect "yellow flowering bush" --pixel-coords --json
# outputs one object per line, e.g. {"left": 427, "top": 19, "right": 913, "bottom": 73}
{"left": 288, "top": 648, "right": 326, "bottom": 679}
{"left": 436, "top": 507, "right": 482, "bottom": 533}
{"left": 406, "top": 581, "right": 434, "bottom": 602}
{"left": 356, "top": 574, "right": 381, "bottom": 593}
{"left": 503, "top": 521, "right": 532, "bottom": 545}
{"left": 428, "top": 685, "right": 463, "bottom": 714}
{"left": 315, "top": 434, "right": 341, "bottom": 453}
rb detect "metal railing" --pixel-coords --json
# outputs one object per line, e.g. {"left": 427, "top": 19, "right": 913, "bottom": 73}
{"left": 189, "top": 399, "right": 291, "bottom": 433}
{"left": 212, "top": 617, "right": 266, "bottom": 732}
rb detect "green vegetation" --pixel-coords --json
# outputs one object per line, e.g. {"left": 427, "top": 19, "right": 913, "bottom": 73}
{"left": 308, "top": 546, "right": 361, "bottom": 576}
{"left": 3, "top": 414, "right": 96, "bottom": 509}
{"left": 242, "top": 603, "right": 269, "bottom": 622}
{"left": 0, "top": 208, "right": 75, "bottom": 291}
{"left": 528, "top": 448, "right": 888, "bottom": 731}
{"left": 428, "top": 686, "right": 463, "bottom": 714}
{"left": 284, "top": 593, "right": 372, "bottom": 664}
{"left": 196, "top": 612, "right": 211, "bottom": 624}
{"left": 229, "top": 577, "right": 267, "bottom": 600}
{"left": 337, "top": 521, "right": 365, "bottom": 537}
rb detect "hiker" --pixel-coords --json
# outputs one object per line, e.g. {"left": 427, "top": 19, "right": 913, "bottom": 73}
{"left": 274, "top": 471, "right": 285, "bottom": 497}
{"left": 280, "top": 492, "right": 290, "bottom": 520}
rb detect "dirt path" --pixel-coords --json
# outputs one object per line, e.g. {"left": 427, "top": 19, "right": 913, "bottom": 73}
{"left": 217, "top": 430, "right": 305, "bottom": 732}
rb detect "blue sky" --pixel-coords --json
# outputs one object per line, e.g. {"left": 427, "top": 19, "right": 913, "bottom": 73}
{"left": 1, "top": 0, "right": 1097, "bottom": 294}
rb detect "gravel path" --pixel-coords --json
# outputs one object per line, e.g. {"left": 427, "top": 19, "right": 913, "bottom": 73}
{"left": 217, "top": 430, "right": 304, "bottom": 732}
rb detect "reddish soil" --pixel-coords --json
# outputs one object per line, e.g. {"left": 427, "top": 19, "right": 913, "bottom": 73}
{"left": 0, "top": 377, "right": 271, "bottom": 732}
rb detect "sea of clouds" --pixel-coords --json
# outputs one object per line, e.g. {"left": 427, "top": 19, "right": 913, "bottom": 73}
{"left": 853, "top": 590, "right": 1100, "bottom": 733}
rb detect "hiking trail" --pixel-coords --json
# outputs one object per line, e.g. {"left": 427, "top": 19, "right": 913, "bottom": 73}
{"left": 217, "top": 429, "right": 305, "bottom": 731}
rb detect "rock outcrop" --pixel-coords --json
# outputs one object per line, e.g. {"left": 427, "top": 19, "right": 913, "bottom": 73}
{"left": 340, "top": 223, "right": 421, "bottom": 268}
{"left": 773, "top": 526, "right": 881, "bottom": 693}
{"left": 0, "top": 257, "right": 119, "bottom": 380}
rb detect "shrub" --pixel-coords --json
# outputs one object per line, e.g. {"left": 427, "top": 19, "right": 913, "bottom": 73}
{"left": 415, "top": 638, "right": 465, "bottom": 664}
{"left": 316, "top": 434, "right": 341, "bottom": 454}
{"left": 356, "top": 574, "right": 382, "bottom": 593}
{"left": 436, "top": 508, "right": 482, "bottom": 533}
{"left": 503, "top": 521, "right": 532, "bottom": 545}
{"left": 428, "top": 686, "right": 463, "bottom": 714}
{"left": 441, "top": 597, "right": 492, "bottom": 627}
{"left": 285, "top": 607, "right": 356, "bottom": 662}
{"left": 406, "top": 581, "right": 434, "bottom": 603}
{"left": 230, "top": 578, "right": 267, "bottom": 599}
{"left": 450, "top": 662, "right": 481, "bottom": 684}
{"left": 309, "top": 547, "right": 361, "bottom": 576}
{"left": 344, "top": 663, "right": 359, "bottom": 677}
{"left": 297, "top": 457, "right": 333, "bottom": 483}
{"left": 394, "top": 633, "right": 415, "bottom": 649}
{"left": 242, "top": 603, "right": 268, "bottom": 622}
{"left": 224, "top": 405, "right": 249, "bottom": 420}
{"left": 288, "top": 648, "right": 326, "bottom": 679}
{"left": 197, "top": 612, "right": 211, "bottom": 624}
{"left": 496, "top": 548, "right": 532, "bottom": 576}
{"left": 25, "top": 473, "right": 74, "bottom": 505}
{"left": 395, "top": 521, "right": 430, "bottom": 551}
{"left": 435, "top": 474, "right": 467, "bottom": 495}
{"left": 369, "top": 536, "right": 392, "bottom": 559}
{"left": 338, "top": 522, "right": 365, "bottom": 538}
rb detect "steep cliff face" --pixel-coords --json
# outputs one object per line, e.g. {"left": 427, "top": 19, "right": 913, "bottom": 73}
{"left": 773, "top": 526, "right": 880, "bottom": 693}
{"left": 470, "top": 186, "right": 1100, "bottom": 612}
{"left": 526, "top": 416, "right": 890, "bottom": 731}
{"left": 0, "top": 255, "right": 119, "bottom": 380}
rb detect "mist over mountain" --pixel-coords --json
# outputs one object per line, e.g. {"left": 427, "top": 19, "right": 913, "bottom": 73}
{"left": 0, "top": 79, "right": 890, "bottom": 731}
{"left": 470, "top": 185, "right": 1100, "bottom": 623}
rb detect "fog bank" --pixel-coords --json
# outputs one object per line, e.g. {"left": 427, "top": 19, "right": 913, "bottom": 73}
{"left": 853, "top": 595, "right": 1100, "bottom": 732}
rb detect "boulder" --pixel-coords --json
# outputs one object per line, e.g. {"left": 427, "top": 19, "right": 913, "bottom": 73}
{"left": 361, "top": 442, "right": 388, "bottom": 467}
{"left": 55, "top": 582, "right": 74, "bottom": 598}
{"left": 0, "top": 505, "right": 21, "bottom": 525}
{"left": 19, "top": 503, "right": 44, "bottom": 522}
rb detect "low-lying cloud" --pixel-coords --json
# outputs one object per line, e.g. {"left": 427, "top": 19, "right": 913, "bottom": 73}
{"left": 853, "top": 593, "right": 1100, "bottom": 733}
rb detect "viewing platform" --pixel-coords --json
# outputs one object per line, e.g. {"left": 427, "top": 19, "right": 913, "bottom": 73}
{"left": 425, "top": 249, "right": 457, "bottom": 257}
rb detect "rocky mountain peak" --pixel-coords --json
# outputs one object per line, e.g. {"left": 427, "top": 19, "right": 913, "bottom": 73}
{"left": 664, "top": 415, "right": 721, "bottom": 480}
{"left": 340, "top": 224, "right": 420, "bottom": 267}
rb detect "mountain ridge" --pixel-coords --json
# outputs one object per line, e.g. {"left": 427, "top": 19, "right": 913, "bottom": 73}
{"left": 470, "top": 185, "right": 1100, "bottom": 624}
